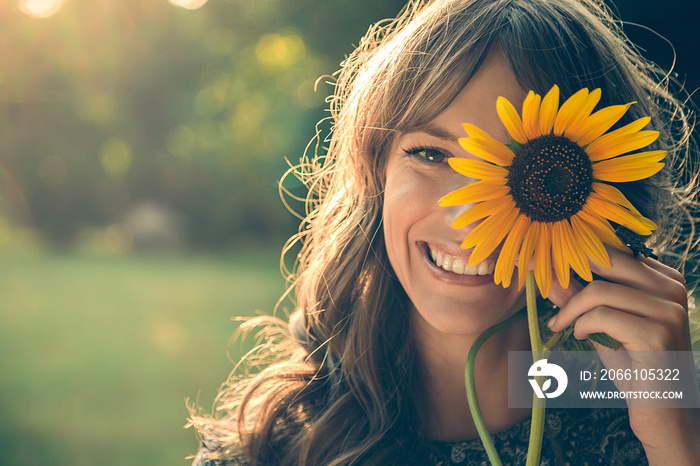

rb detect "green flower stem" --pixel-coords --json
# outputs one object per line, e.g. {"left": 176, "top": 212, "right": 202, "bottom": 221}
{"left": 465, "top": 307, "right": 527, "bottom": 466}
{"left": 543, "top": 330, "right": 563, "bottom": 352}
{"left": 526, "top": 271, "right": 546, "bottom": 466}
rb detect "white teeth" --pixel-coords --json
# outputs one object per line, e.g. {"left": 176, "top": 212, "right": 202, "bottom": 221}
{"left": 464, "top": 264, "right": 478, "bottom": 275}
{"left": 451, "top": 258, "right": 465, "bottom": 274}
{"left": 428, "top": 245, "right": 493, "bottom": 276}
{"left": 442, "top": 254, "right": 452, "bottom": 272}
{"left": 477, "top": 261, "right": 496, "bottom": 275}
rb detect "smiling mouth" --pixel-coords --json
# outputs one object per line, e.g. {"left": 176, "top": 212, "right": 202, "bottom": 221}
{"left": 426, "top": 243, "right": 496, "bottom": 276}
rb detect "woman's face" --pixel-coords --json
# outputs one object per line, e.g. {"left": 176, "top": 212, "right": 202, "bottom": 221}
{"left": 383, "top": 50, "right": 528, "bottom": 337}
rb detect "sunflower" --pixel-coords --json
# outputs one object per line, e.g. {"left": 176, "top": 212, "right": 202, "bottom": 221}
{"left": 439, "top": 85, "right": 664, "bottom": 298}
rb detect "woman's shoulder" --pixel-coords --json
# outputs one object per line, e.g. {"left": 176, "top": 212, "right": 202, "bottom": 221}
{"left": 192, "top": 426, "right": 250, "bottom": 466}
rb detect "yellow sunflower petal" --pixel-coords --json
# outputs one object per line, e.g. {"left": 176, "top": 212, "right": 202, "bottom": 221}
{"left": 592, "top": 189, "right": 657, "bottom": 232}
{"left": 570, "top": 214, "right": 611, "bottom": 269}
{"left": 459, "top": 135, "right": 514, "bottom": 166}
{"left": 522, "top": 91, "right": 541, "bottom": 139}
{"left": 590, "top": 183, "right": 656, "bottom": 231}
{"left": 594, "top": 163, "right": 665, "bottom": 183}
{"left": 592, "top": 150, "right": 666, "bottom": 182}
{"left": 577, "top": 208, "right": 632, "bottom": 253}
{"left": 553, "top": 88, "right": 590, "bottom": 136}
{"left": 538, "top": 85, "right": 559, "bottom": 136}
{"left": 518, "top": 222, "right": 539, "bottom": 289}
{"left": 534, "top": 224, "right": 553, "bottom": 298}
{"left": 448, "top": 158, "right": 510, "bottom": 180}
{"left": 591, "top": 182, "right": 643, "bottom": 216}
{"left": 563, "top": 88, "right": 602, "bottom": 138}
{"left": 583, "top": 117, "right": 651, "bottom": 161}
{"left": 462, "top": 122, "right": 498, "bottom": 141}
{"left": 497, "top": 96, "right": 528, "bottom": 144}
{"left": 561, "top": 219, "right": 593, "bottom": 282}
{"left": 587, "top": 130, "right": 660, "bottom": 161}
{"left": 571, "top": 102, "right": 634, "bottom": 146}
{"left": 438, "top": 180, "right": 509, "bottom": 206}
{"left": 466, "top": 202, "right": 520, "bottom": 265}
{"left": 551, "top": 221, "right": 571, "bottom": 289}
{"left": 462, "top": 198, "right": 520, "bottom": 251}
{"left": 495, "top": 214, "right": 530, "bottom": 288}
{"left": 452, "top": 196, "right": 513, "bottom": 229}
{"left": 586, "top": 192, "right": 656, "bottom": 235}
{"left": 444, "top": 88, "right": 660, "bottom": 294}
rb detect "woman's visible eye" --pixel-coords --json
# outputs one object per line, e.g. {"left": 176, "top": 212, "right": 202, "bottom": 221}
{"left": 405, "top": 146, "right": 449, "bottom": 164}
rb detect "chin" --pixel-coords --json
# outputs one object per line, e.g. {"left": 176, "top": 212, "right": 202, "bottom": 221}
{"left": 409, "top": 293, "right": 526, "bottom": 337}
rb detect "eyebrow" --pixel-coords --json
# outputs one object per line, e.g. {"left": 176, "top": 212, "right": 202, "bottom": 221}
{"left": 408, "top": 123, "right": 461, "bottom": 142}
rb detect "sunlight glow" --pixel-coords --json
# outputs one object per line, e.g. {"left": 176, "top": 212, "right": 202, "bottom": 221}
{"left": 168, "top": 0, "right": 209, "bottom": 10}
{"left": 19, "top": 0, "right": 64, "bottom": 18}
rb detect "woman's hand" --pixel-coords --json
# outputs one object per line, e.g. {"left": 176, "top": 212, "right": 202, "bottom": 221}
{"left": 547, "top": 248, "right": 700, "bottom": 465}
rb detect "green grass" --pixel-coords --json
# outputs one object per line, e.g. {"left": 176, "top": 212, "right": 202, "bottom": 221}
{"left": 3, "top": 246, "right": 697, "bottom": 466}
{"left": 0, "top": 246, "right": 286, "bottom": 466}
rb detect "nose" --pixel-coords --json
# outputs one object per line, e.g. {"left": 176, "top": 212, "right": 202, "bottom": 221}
{"left": 443, "top": 202, "right": 472, "bottom": 228}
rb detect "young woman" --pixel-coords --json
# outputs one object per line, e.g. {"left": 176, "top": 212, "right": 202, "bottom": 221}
{"left": 189, "top": 0, "right": 700, "bottom": 464}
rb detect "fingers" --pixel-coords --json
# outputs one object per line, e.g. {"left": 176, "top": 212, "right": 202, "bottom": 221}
{"left": 544, "top": 246, "right": 691, "bottom": 353}
{"left": 570, "top": 306, "right": 648, "bottom": 349}
{"left": 569, "top": 305, "right": 689, "bottom": 352}
{"left": 638, "top": 255, "right": 686, "bottom": 285}
{"left": 548, "top": 247, "right": 687, "bottom": 312}
{"left": 588, "top": 248, "right": 687, "bottom": 305}
{"left": 548, "top": 280, "right": 688, "bottom": 332}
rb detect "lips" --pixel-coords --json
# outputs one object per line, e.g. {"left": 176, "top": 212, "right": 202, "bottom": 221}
{"left": 426, "top": 243, "right": 496, "bottom": 276}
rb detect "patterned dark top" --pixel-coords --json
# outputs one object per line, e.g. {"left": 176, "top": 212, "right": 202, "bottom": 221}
{"left": 193, "top": 407, "right": 648, "bottom": 465}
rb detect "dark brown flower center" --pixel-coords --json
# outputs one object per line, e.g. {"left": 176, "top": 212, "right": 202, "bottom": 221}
{"left": 507, "top": 135, "right": 593, "bottom": 223}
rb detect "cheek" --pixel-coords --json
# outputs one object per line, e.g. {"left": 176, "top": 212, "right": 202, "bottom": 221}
{"left": 382, "top": 166, "right": 442, "bottom": 271}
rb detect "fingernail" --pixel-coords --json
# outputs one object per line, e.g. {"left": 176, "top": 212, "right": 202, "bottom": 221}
{"left": 547, "top": 315, "right": 558, "bottom": 330}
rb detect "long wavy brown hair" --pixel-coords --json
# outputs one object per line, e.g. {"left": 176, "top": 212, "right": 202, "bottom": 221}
{"left": 188, "top": 1, "right": 698, "bottom": 464}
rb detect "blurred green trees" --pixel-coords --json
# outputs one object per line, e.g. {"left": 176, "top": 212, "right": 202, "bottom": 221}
{"left": 0, "top": 0, "right": 407, "bottom": 251}
{"left": 0, "top": 0, "right": 696, "bottom": 252}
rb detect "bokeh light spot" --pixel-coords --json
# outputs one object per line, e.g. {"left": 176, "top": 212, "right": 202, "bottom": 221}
{"left": 19, "top": 0, "right": 63, "bottom": 18}
{"left": 99, "top": 137, "right": 133, "bottom": 177}
{"left": 255, "top": 32, "right": 306, "bottom": 71}
{"left": 168, "top": 0, "right": 209, "bottom": 10}
{"left": 38, "top": 155, "right": 67, "bottom": 187}
{"left": 149, "top": 317, "right": 189, "bottom": 354}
